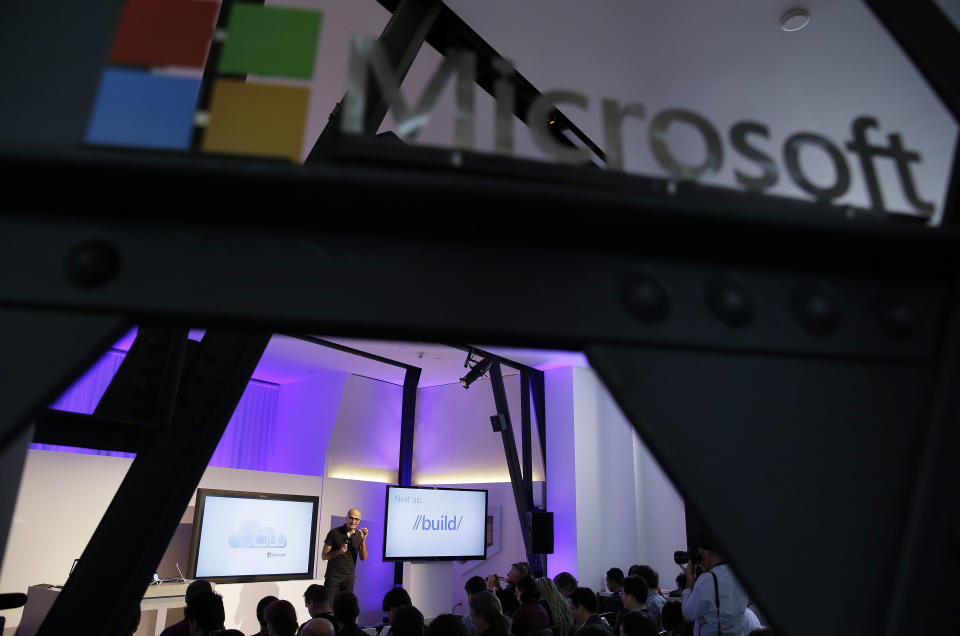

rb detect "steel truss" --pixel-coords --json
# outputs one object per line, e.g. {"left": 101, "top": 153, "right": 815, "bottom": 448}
{"left": 0, "top": 1, "right": 959, "bottom": 635}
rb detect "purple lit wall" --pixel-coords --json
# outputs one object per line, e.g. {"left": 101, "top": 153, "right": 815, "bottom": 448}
{"left": 33, "top": 348, "right": 282, "bottom": 471}
{"left": 544, "top": 367, "right": 578, "bottom": 578}
{"left": 273, "top": 371, "right": 347, "bottom": 476}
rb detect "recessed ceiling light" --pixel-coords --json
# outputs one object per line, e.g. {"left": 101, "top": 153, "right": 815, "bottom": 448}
{"left": 780, "top": 8, "right": 811, "bottom": 32}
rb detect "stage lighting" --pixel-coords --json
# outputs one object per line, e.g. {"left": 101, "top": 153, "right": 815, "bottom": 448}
{"left": 460, "top": 354, "right": 493, "bottom": 389}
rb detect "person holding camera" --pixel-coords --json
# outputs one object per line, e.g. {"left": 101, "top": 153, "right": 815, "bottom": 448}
{"left": 678, "top": 544, "right": 746, "bottom": 636}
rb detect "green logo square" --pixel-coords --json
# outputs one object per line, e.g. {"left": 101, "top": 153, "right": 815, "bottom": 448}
{"left": 219, "top": 4, "right": 323, "bottom": 79}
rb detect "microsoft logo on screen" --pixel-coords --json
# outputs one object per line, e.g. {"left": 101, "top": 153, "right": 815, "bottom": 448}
{"left": 413, "top": 514, "right": 463, "bottom": 531}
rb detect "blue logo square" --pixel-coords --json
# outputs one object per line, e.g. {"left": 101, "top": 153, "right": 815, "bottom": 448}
{"left": 86, "top": 69, "right": 200, "bottom": 150}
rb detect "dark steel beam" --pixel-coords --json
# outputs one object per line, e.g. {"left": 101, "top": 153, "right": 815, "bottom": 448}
{"left": 520, "top": 369, "right": 533, "bottom": 507}
{"left": 37, "top": 329, "right": 271, "bottom": 636}
{"left": 283, "top": 333, "right": 419, "bottom": 371}
{"left": 862, "top": 1, "right": 960, "bottom": 228}
{"left": 34, "top": 410, "right": 147, "bottom": 454}
{"left": 586, "top": 330, "right": 942, "bottom": 636}
{"left": 0, "top": 308, "right": 126, "bottom": 575}
{"left": 94, "top": 327, "right": 189, "bottom": 426}
{"left": 489, "top": 361, "right": 532, "bottom": 555}
{"left": 307, "top": 0, "right": 442, "bottom": 159}
{"left": 395, "top": 365, "right": 421, "bottom": 585}
{"left": 862, "top": 0, "right": 960, "bottom": 122}
{"left": 881, "top": 279, "right": 960, "bottom": 635}
{"left": 529, "top": 371, "right": 546, "bottom": 471}
{"left": 371, "top": 0, "right": 606, "bottom": 165}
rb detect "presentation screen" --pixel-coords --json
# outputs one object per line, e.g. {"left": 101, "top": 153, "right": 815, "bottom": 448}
{"left": 189, "top": 489, "right": 319, "bottom": 583}
{"left": 383, "top": 485, "right": 488, "bottom": 561}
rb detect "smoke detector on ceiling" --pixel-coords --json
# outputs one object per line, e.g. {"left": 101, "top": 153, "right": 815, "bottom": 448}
{"left": 780, "top": 8, "right": 811, "bottom": 32}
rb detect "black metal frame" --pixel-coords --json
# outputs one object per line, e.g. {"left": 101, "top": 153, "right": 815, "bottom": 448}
{"left": 0, "top": 2, "right": 959, "bottom": 635}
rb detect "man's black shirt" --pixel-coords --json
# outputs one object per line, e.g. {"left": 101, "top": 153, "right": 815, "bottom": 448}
{"left": 324, "top": 525, "right": 362, "bottom": 577}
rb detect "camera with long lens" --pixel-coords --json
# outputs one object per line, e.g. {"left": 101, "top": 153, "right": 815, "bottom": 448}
{"left": 673, "top": 549, "right": 702, "bottom": 565}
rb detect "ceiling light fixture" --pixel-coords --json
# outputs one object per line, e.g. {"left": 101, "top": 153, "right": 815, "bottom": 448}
{"left": 460, "top": 349, "right": 493, "bottom": 389}
{"left": 780, "top": 9, "right": 811, "bottom": 32}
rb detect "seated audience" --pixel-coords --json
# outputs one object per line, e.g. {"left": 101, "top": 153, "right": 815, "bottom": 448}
{"left": 569, "top": 588, "right": 612, "bottom": 636}
{"left": 626, "top": 567, "right": 641, "bottom": 578}
{"left": 617, "top": 612, "right": 657, "bottom": 636}
{"left": 464, "top": 576, "right": 488, "bottom": 636}
{"left": 160, "top": 579, "right": 214, "bottom": 636}
{"left": 668, "top": 575, "right": 686, "bottom": 599}
{"left": 381, "top": 586, "right": 414, "bottom": 636}
{"left": 427, "top": 614, "right": 469, "bottom": 636}
{"left": 511, "top": 576, "right": 550, "bottom": 635}
{"left": 619, "top": 576, "right": 649, "bottom": 622}
{"left": 301, "top": 584, "right": 338, "bottom": 636}
{"left": 660, "top": 602, "right": 688, "bottom": 636}
{"left": 536, "top": 577, "right": 573, "bottom": 636}
{"left": 599, "top": 569, "right": 624, "bottom": 615}
{"left": 333, "top": 592, "right": 365, "bottom": 636}
{"left": 552, "top": 573, "right": 578, "bottom": 601}
{"left": 252, "top": 595, "right": 280, "bottom": 636}
{"left": 469, "top": 591, "right": 511, "bottom": 636}
{"left": 632, "top": 567, "right": 664, "bottom": 631}
{"left": 488, "top": 562, "right": 530, "bottom": 616}
{"left": 267, "top": 599, "right": 300, "bottom": 636}
{"left": 392, "top": 605, "right": 425, "bottom": 636}
{"left": 186, "top": 591, "right": 226, "bottom": 636}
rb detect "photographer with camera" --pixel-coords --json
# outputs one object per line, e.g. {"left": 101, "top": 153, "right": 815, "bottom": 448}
{"left": 677, "top": 543, "right": 746, "bottom": 636}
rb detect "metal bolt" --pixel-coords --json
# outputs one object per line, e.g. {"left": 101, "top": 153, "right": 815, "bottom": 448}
{"left": 66, "top": 240, "right": 120, "bottom": 288}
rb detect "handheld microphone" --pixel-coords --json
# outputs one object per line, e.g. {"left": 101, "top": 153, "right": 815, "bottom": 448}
{"left": 175, "top": 562, "right": 187, "bottom": 582}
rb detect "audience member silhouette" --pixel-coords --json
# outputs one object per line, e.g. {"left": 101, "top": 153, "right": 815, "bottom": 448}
{"left": 266, "top": 599, "right": 300, "bottom": 636}
{"left": 159, "top": 579, "right": 214, "bottom": 636}
{"left": 185, "top": 591, "right": 226, "bottom": 636}
{"left": 630, "top": 567, "right": 664, "bottom": 631}
{"left": 391, "top": 605, "right": 425, "bottom": 636}
{"left": 380, "top": 586, "right": 413, "bottom": 636}
{"left": 487, "top": 562, "right": 530, "bottom": 616}
{"left": 617, "top": 612, "right": 657, "bottom": 636}
{"left": 536, "top": 577, "right": 573, "bottom": 636}
{"left": 600, "top": 568, "right": 624, "bottom": 614}
{"left": 469, "top": 591, "right": 511, "bottom": 636}
{"left": 553, "top": 573, "right": 577, "bottom": 601}
{"left": 463, "top": 576, "right": 488, "bottom": 636}
{"left": 301, "top": 584, "right": 338, "bottom": 636}
{"left": 569, "top": 588, "right": 613, "bottom": 636}
{"left": 510, "top": 576, "right": 550, "bottom": 635}
{"left": 125, "top": 606, "right": 141, "bottom": 636}
{"left": 426, "top": 613, "right": 468, "bottom": 636}
{"left": 333, "top": 591, "right": 365, "bottom": 636}
{"left": 619, "top": 576, "right": 649, "bottom": 621}
{"left": 251, "top": 595, "right": 279, "bottom": 636}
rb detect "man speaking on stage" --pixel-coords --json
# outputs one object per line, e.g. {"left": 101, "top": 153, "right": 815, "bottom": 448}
{"left": 321, "top": 508, "right": 369, "bottom": 595}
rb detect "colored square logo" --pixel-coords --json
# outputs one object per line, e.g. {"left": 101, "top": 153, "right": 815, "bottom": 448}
{"left": 86, "top": 69, "right": 200, "bottom": 150}
{"left": 218, "top": 4, "right": 322, "bottom": 79}
{"left": 109, "top": 0, "right": 220, "bottom": 68}
{"left": 202, "top": 79, "right": 309, "bottom": 161}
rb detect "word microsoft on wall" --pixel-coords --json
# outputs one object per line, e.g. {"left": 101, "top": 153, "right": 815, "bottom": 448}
{"left": 343, "top": 37, "right": 935, "bottom": 218}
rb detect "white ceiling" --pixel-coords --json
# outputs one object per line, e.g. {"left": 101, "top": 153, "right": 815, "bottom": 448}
{"left": 111, "top": 329, "right": 588, "bottom": 387}
{"left": 254, "top": 335, "right": 588, "bottom": 387}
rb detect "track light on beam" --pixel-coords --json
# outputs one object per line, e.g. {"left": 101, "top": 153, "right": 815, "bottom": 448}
{"left": 460, "top": 356, "right": 493, "bottom": 389}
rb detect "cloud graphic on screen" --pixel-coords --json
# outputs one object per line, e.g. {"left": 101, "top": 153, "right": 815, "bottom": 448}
{"left": 228, "top": 519, "right": 288, "bottom": 548}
